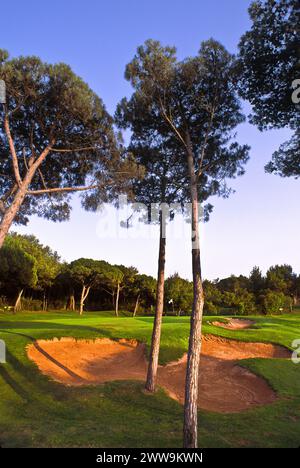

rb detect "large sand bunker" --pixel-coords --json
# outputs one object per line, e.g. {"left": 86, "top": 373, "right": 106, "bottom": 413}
{"left": 27, "top": 336, "right": 290, "bottom": 413}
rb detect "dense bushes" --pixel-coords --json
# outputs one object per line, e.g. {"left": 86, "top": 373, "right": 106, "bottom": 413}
{"left": 203, "top": 265, "right": 299, "bottom": 316}
{"left": 0, "top": 234, "right": 299, "bottom": 315}
{"left": 260, "top": 290, "right": 293, "bottom": 315}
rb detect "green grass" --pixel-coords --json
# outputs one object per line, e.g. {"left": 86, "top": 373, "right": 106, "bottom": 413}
{"left": 0, "top": 311, "right": 300, "bottom": 448}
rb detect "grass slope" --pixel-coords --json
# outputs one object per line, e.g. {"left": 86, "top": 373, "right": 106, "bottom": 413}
{"left": 0, "top": 311, "right": 299, "bottom": 448}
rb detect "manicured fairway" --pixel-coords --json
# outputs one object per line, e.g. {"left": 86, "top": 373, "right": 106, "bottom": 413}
{"left": 0, "top": 312, "right": 299, "bottom": 448}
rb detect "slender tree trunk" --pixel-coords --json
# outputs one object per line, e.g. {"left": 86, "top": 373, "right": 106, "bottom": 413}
{"left": 42, "top": 291, "right": 48, "bottom": 311}
{"left": 115, "top": 283, "right": 120, "bottom": 317}
{"left": 133, "top": 294, "right": 140, "bottom": 317}
{"left": 183, "top": 135, "right": 205, "bottom": 449}
{"left": 79, "top": 285, "right": 90, "bottom": 315}
{"left": 0, "top": 187, "right": 28, "bottom": 249}
{"left": 292, "top": 294, "right": 298, "bottom": 306}
{"left": 79, "top": 287, "right": 85, "bottom": 315}
{"left": 145, "top": 214, "right": 166, "bottom": 392}
{"left": 14, "top": 289, "right": 24, "bottom": 314}
{"left": 66, "top": 294, "right": 76, "bottom": 311}
{"left": 112, "top": 292, "right": 115, "bottom": 309}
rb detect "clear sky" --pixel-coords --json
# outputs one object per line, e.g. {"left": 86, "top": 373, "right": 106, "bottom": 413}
{"left": 1, "top": 0, "right": 299, "bottom": 280}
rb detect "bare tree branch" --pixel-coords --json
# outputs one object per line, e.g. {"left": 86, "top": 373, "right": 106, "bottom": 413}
{"left": 33, "top": 141, "right": 55, "bottom": 169}
{"left": 1, "top": 184, "right": 18, "bottom": 203}
{"left": 23, "top": 147, "right": 29, "bottom": 171}
{"left": 158, "top": 97, "right": 188, "bottom": 150}
{"left": 51, "top": 146, "right": 97, "bottom": 153}
{"left": 26, "top": 184, "right": 100, "bottom": 195}
{"left": 37, "top": 168, "right": 49, "bottom": 192}
{"left": 196, "top": 104, "right": 216, "bottom": 180}
{"left": 3, "top": 107, "right": 22, "bottom": 187}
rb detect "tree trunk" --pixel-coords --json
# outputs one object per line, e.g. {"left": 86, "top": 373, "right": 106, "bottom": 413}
{"left": 293, "top": 294, "right": 298, "bottom": 306}
{"left": 79, "top": 287, "right": 85, "bottom": 315}
{"left": 79, "top": 285, "right": 90, "bottom": 315}
{"left": 145, "top": 214, "right": 166, "bottom": 392}
{"left": 0, "top": 187, "right": 28, "bottom": 249}
{"left": 42, "top": 291, "right": 48, "bottom": 311}
{"left": 183, "top": 135, "right": 205, "bottom": 449}
{"left": 133, "top": 294, "right": 140, "bottom": 317}
{"left": 115, "top": 283, "right": 120, "bottom": 317}
{"left": 14, "top": 289, "right": 24, "bottom": 314}
{"left": 0, "top": 139, "right": 53, "bottom": 250}
{"left": 66, "top": 294, "right": 76, "bottom": 311}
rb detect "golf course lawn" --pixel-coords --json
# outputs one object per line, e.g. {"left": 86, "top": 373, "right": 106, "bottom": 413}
{"left": 0, "top": 311, "right": 299, "bottom": 448}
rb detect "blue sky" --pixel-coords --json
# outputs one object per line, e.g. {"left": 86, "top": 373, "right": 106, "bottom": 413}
{"left": 1, "top": 0, "right": 299, "bottom": 280}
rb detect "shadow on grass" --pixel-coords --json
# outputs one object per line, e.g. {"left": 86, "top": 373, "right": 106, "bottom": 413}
{"left": 0, "top": 363, "right": 30, "bottom": 401}
{"left": 0, "top": 321, "right": 115, "bottom": 333}
{"left": 0, "top": 326, "right": 113, "bottom": 401}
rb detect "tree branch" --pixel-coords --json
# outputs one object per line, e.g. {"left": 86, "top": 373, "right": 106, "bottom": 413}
{"left": 100, "top": 287, "right": 114, "bottom": 297}
{"left": 26, "top": 167, "right": 135, "bottom": 196}
{"left": 158, "top": 97, "right": 188, "bottom": 150}
{"left": 3, "top": 108, "right": 22, "bottom": 187}
{"left": 38, "top": 168, "right": 49, "bottom": 192}
{"left": 196, "top": 105, "right": 216, "bottom": 180}
{"left": 33, "top": 142, "right": 55, "bottom": 168}
{"left": 26, "top": 184, "right": 100, "bottom": 195}
{"left": 0, "top": 200, "right": 6, "bottom": 215}
{"left": 51, "top": 146, "right": 97, "bottom": 153}
{"left": 1, "top": 183, "right": 18, "bottom": 202}
{"left": 23, "top": 147, "right": 29, "bottom": 171}
{"left": 83, "top": 286, "right": 91, "bottom": 302}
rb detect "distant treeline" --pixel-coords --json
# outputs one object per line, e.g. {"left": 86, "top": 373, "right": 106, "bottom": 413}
{"left": 0, "top": 233, "right": 299, "bottom": 315}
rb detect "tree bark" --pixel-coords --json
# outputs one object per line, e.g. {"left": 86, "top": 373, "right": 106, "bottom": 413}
{"left": 66, "top": 294, "right": 76, "bottom": 311}
{"left": 79, "top": 287, "right": 85, "bottom": 315}
{"left": 0, "top": 186, "right": 28, "bottom": 249}
{"left": 42, "top": 291, "right": 48, "bottom": 311}
{"left": 293, "top": 294, "right": 298, "bottom": 306}
{"left": 0, "top": 142, "right": 53, "bottom": 250}
{"left": 183, "top": 134, "right": 205, "bottom": 449}
{"left": 145, "top": 214, "right": 166, "bottom": 392}
{"left": 14, "top": 289, "right": 24, "bottom": 314}
{"left": 133, "top": 294, "right": 140, "bottom": 317}
{"left": 79, "top": 285, "right": 90, "bottom": 315}
{"left": 115, "top": 283, "right": 120, "bottom": 317}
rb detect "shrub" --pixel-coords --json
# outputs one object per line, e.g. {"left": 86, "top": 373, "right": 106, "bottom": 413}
{"left": 260, "top": 290, "right": 292, "bottom": 315}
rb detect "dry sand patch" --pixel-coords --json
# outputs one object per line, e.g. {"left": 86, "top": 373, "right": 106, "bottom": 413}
{"left": 212, "top": 318, "right": 255, "bottom": 330}
{"left": 27, "top": 335, "right": 290, "bottom": 413}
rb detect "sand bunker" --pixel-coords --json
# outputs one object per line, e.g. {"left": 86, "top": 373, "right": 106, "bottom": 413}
{"left": 27, "top": 336, "right": 290, "bottom": 413}
{"left": 212, "top": 318, "right": 255, "bottom": 330}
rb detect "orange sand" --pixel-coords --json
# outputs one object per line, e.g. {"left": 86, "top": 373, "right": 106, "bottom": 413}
{"left": 27, "top": 335, "right": 290, "bottom": 413}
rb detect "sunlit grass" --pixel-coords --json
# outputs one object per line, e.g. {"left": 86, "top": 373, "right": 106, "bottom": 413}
{"left": 0, "top": 311, "right": 299, "bottom": 447}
